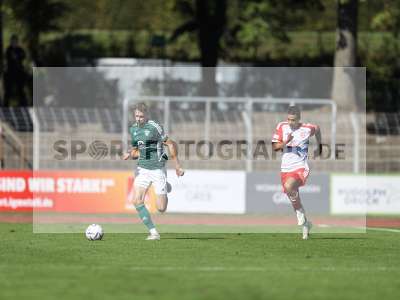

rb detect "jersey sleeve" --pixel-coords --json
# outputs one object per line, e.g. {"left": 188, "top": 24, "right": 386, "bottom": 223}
{"left": 272, "top": 123, "right": 283, "bottom": 143}
{"left": 303, "top": 123, "right": 317, "bottom": 136}
{"left": 149, "top": 120, "right": 168, "bottom": 142}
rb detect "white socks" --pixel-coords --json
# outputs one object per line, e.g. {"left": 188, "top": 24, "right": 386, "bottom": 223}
{"left": 296, "top": 208, "right": 306, "bottom": 226}
{"left": 149, "top": 228, "right": 159, "bottom": 235}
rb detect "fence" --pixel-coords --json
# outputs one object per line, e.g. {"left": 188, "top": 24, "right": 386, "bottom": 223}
{"left": 3, "top": 105, "right": 400, "bottom": 173}
{"left": 122, "top": 96, "right": 339, "bottom": 172}
{"left": 28, "top": 97, "right": 349, "bottom": 172}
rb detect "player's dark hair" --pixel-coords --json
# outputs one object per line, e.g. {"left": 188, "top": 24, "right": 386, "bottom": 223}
{"left": 133, "top": 102, "right": 148, "bottom": 114}
{"left": 287, "top": 105, "right": 301, "bottom": 118}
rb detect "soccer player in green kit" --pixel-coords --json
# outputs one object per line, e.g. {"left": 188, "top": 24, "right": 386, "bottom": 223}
{"left": 122, "top": 102, "right": 185, "bottom": 240}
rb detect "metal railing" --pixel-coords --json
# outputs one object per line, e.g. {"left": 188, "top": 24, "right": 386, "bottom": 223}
{"left": 0, "top": 121, "right": 30, "bottom": 169}
{"left": 123, "top": 96, "right": 337, "bottom": 172}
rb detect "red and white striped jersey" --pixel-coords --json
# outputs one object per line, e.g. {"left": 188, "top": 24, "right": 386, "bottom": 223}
{"left": 272, "top": 121, "right": 318, "bottom": 172}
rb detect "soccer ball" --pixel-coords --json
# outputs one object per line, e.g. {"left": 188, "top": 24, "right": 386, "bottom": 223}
{"left": 85, "top": 224, "right": 104, "bottom": 241}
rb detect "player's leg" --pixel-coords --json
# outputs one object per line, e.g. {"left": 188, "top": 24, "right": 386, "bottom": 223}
{"left": 283, "top": 176, "right": 304, "bottom": 220}
{"left": 151, "top": 169, "right": 169, "bottom": 213}
{"left": 134, "top": 170, "right": 160, "bottom": 240}
{"left": 156, "top": 195, "right": 168, "bottom": 213}
{"left": 283, "top": 175, "right": 312, "bottom": 239}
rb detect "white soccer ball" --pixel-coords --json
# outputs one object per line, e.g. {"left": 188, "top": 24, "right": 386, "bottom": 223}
{"left": 85, "top": 224, "right": 104, "bottom": 241}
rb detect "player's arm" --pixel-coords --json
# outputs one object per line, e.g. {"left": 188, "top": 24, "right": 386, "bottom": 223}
{"left": 272, "top": 122, "right": 292, "bottom": 152}
{"left": 122, "top": 147, "right": 139, "bottom": 160}
{"left": 123, "top": 126, "right": 140, "bottom": 160}
{"left": 164, "top": 138, "right": 185, "bottom": 176}
{"left": 313, "top": 125, "right": 322, "bottom": 157}
{"left": 272, "top": 141, "right": 283, "bottom": 151}
{"left": 272, "top": 133, "right": 293, "bottom": 151}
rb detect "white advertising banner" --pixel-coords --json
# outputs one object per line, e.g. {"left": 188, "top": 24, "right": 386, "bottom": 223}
{"left": 166, "top": 170, "right": 246, "bottom": 214}
{"left": 331, "top": 175, "right": 400, "bottom": 214}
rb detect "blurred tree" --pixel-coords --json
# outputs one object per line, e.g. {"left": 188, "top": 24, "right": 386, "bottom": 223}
{"left": 170, "top": 0, "right": 325, "bottom": 95}
{"left": 331, "top": 0, "right": 359, "bottom": 111}
{"left": 227, "top": 0, "right": 324, "bottom": 60}
{"left": 10, "top": 0, "right": 70, "bottom": 66}
{"left": 371, "top": 0, "right": 400, "bottom": 37}
{"left": 170, "top": 0, "right": 227, "bottom": 96}
{"left": 368, "top": 0, "right": 400, "bottom": 111}
{"left": 60, "top": 0, "right": 180, "bottom": 32}
{"left": 368, "top": 0, "right": 399, "bottom": 79}
{"left": 235, "top": 1, "right": 290, "bottom": 59}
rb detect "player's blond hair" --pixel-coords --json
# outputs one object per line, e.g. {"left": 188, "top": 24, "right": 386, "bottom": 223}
{"left": 133, "top": 102, "right": 148, "bottom": 114}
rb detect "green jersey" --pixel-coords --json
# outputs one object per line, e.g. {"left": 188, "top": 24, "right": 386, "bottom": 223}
{"left": 129, "top": 120, "right": 168, "bottom": 170}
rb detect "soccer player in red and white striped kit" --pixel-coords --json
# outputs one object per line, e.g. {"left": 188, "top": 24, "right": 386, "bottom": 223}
{"left": 272, "top": 106, "right": 322, "bottom": 239}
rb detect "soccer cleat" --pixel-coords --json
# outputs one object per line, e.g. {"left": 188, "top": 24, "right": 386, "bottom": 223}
{"left": 302, "top": 221, "right": 312, "bottom": 240}
{"left": 296, "top": 209, "right": 306, "bottom": 226}
{"left": 146, "top": 233, "right": 160, "bottom": 241}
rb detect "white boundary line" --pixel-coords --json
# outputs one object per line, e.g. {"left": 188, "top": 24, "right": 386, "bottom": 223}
{"left": 367, "top": 227, "right": 400, "bottom": 233}
{"left": 125, "top": 266, "right": 396, "bottom": 272}
{"left": 1, "top": 265, "right": 396, "bottom": 272}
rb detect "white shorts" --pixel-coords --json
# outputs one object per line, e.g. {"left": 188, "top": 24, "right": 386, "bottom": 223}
{"left": 134, "top": 167, "right": 168, "bottom": 195}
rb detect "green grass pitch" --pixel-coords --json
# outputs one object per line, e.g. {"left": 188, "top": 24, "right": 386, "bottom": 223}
{"left": 0, "top": 223, "right": 399, "bottom": 300}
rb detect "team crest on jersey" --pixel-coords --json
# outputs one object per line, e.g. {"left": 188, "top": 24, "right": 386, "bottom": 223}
{"left": 144, "top": 130, "right": 150, "bottom": 136}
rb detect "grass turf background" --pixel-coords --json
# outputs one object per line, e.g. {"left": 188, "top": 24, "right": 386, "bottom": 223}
{"left": 0, "top": 223, "right": 399, "bottom": 300}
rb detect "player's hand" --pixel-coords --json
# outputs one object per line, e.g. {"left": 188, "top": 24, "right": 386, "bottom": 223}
{"left": 176, "top": 167, "right": 185, "bottom": 177}
{"left": 122, "top": 152, "right": 131, "bottom": 160}
{"left": 313, "top": 144, "right": 322, "bottom": 158}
